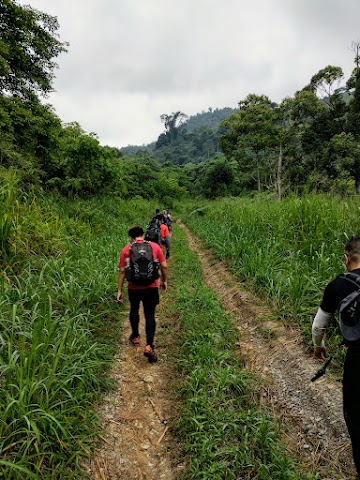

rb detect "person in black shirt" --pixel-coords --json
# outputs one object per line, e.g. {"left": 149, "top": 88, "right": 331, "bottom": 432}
{"left": 312, "top": 235, "right": 360, "bottom": 478}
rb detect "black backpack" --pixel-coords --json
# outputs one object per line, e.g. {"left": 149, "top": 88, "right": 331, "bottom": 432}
{"left": 338, "top": 272, "right": 360, "bottom": 342}
{"left": 125, "top": 241, "right": 159, "bottom": 285}
{"left": 145, "top": 218, "right": 161, "bottom": 244}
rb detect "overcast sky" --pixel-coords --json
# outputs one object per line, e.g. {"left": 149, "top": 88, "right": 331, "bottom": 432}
{"left": 23, "top": 0, "right": 360, "bottom": 148}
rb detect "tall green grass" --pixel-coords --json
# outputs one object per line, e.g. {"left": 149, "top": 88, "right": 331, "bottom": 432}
{"left": 170, "top": 225, "right": 318, "bottom": 480}
{"left": 179, "top": 194, "right": 360, "bottom": 363}
{"left": 0, "top": 190, "right": 158, "bottom": 478}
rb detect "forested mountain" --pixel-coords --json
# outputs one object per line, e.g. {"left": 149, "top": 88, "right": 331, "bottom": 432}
{"left": 119, "top": 108, "right": 239, "bottom": 168}
{"left": 2, "top": 0, "right": 360, "bottom": 205}
{"left": 185, "top": 107, "right": 238, "bottom": 132}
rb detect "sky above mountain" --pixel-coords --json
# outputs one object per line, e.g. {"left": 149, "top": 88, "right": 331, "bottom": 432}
{"left": 24, "top": 0, "right": 360, "bottom": 148}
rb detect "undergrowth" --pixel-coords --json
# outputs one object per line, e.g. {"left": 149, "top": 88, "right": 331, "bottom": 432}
{"left": 169, "top": 224, "right": 318, "bottom": 480}
{"left": 0, "top": 180, "right": 158, "bottom": 479}
{"left": 179, "top": 194, "right": 360, "bottom": 370}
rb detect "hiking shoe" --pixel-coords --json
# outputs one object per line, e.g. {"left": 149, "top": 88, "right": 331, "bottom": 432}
{"left": 144, "top": 344, "right": 158, "bottom": 363}
{"left": 129, "top": 334, "right": 140, "bottom": 346}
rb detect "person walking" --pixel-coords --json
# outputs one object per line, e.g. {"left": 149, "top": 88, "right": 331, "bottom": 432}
{"left": 117, "top": 225, "right": 167, "bottom": 362}
{"left": 157, "top": 213, "right": 171, "bottom": 259}
{"left": 312, "top": 235, "right": 360, "bottom": 478}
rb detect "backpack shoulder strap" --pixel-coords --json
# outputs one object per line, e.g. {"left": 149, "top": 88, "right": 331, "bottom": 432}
{"left": 339, "top": 272, "right": 360, "bottom": 289}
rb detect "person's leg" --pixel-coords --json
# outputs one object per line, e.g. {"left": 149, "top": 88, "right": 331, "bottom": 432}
{"left": 343, "top": 348, "right": 360, "bottom": 477}
{"left": 165, "top": 236, "right": 170, "bottom": 259}
{"left": 128, "top": 289, "right": 141, "bottom": 340}
{"left": 142, "top": 288, "right": 160, "bottom": 348}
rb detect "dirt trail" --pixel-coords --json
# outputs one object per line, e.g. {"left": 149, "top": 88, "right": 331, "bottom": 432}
{"left": 90, "top": 223, "right": 357, "bottom": 480}
{"left": 181, "top": 222, "right": 356, "bottom": 479}
{"left": 89, "top": 296, "right": 183, "bottom": 480}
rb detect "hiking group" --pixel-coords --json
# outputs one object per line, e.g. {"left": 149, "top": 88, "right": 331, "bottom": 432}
{"left": 116, "top": 209, "right": 172, "bottom": 363}
{"left": 116, "top": 209, "right": 360, "bottom": 477}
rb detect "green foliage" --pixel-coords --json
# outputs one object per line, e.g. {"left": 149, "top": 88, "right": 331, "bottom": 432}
{"left": 185, "top": 107, "right": 238, "bottom": 133}
{"left": 0, "top": 95, "right": 62, "bottom": 183}
{"left": 347, "top": 67, "right": 360, "bottom": 139}
{"left": 159, "top": 111, "right": 188, "bottom": 143}
{"left": 118, "top": 155, "right": 186, "bottom": 201}
{"left": 171, "top": 225, "right": 317, "bottom": 479}
{"left": 47, "top": 122, "right": 122, "bottom": 196}
{"left": 182, "top": 194, "right": 360, "bottom": 370}
{"left": 0, "top": 0, "right": 67, "bottom": 98}
{"left": 308, "top": 65, "right": 344, "bottom": 98}
{"left": 2, "top": 0, "right": 360, "bottom": 204}
{"left": 201, "top": 157, "right": 238, "bottom": 198}
{"left": 122, "top": 108, "right": 232, "bottom": 167}
{"left": 0, "top": 168, "right": 18, "bottom": 257}
{"left": 0, "top": 193, "right": 158, "bottom": 478}
{"left": 0, "top": 170, "right": 96, "bottom": 271}
{"left": 323, "top": 132, "right": 360, "bottom": 187}
{"left": 220, "top": 94, "right": 279, "bottom": 192}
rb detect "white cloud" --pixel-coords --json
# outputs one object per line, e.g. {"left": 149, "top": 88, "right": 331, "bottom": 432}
{"left": 23, "top": 0, "right": 360, "bottom": 147}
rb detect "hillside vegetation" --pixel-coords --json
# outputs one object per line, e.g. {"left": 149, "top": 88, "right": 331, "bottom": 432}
{"left": 1, "top": 2, "right": 360, "bottom": 478}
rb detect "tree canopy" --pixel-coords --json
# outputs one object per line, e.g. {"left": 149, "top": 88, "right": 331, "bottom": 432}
{"left": 1, "top": 1, "right": 360, "bottom": 202}
{"left": 0, "top": 0, "right": 67, "bottom": 98}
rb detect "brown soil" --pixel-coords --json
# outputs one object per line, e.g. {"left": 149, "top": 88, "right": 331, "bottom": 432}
{"left": 88, "top": 288, "right": 183, "bottom": 480}
{"left": 89, "top": 223, "right": 357, "bottom": 480}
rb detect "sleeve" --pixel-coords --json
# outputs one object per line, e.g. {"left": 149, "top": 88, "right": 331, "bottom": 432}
{"left": 154, "top": 243, "right": 166, "bottom": 263}
{"left": 118, "top": 245, "right": 129, "bottom": 268}
{"left": 312, "top": 307, "right": 332, "bottom": 347}
{"left": 320, "top": 279, "right": 340, "bottom": 314}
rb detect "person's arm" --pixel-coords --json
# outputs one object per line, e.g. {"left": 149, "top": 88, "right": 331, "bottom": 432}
{"left": 159, "top": 260, "right": 167, "bottom": 291}
{"left": 117, "top": 267, "right": 126, "bottom": 303}
{"left": 312, "top": 307, "right": 332, "bottom": 359}
{"left": 117, "top": 247, "right": 128, "bottom": 303}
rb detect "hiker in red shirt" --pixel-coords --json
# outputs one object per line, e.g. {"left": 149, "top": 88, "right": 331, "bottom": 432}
{"left": 117, "top": 225, "right": 167, "bottom": 362}
{"left": 157, "top": 214, "right": 170, "bottom": 259}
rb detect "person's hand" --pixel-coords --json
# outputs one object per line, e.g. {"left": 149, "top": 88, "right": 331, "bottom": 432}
{"left": 117, "top": 291, "right": 124, "bottom": 304}
{"left": 160, "top": 281, "right": 167, "bottom": 292}
{"left": 314, "top": 345, "right": 326, "bottom": 361}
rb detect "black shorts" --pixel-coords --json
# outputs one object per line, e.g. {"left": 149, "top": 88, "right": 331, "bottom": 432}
{"left": 128, "top": 287, "right": 159, "bottom": 306}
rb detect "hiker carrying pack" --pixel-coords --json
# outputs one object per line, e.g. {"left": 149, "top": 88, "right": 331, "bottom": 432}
{"left": 117, "top": 225, "right": 168, "bottom": 364}
{"left": 311, "top": 236, "right": 360, "bottom": 478}
{"left": 125, "top": 241, "right": 159, "bottom": 285}
{"left": 145, "top": 217, "right": 161, "bottom": 244}
{"left": 338, "top": 272, "right": 360, "bottom": 342}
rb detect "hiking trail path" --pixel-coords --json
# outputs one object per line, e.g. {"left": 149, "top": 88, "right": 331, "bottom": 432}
{"left": 89, "top": 222, "right": 357, "bottom": 480}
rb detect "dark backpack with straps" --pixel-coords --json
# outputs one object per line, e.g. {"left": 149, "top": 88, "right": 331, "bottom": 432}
{"left": 145, "top": 217, "right": 161, "bottom": 244}
{"left": 338, "top": 272, "right": 360, "bottom": 342}
{"left": 125, "top": 241, "right": 159, "bottom": 285}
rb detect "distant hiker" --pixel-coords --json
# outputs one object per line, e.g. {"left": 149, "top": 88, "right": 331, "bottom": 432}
{"left": 117, "top": 225, "right": 167, "bottom": 362}
{"left": 145, "top": 213, "right": 162, "bottom": 245}
{"left": 312, "top": 235, "right": 360, "bottom": 477}
{"left": 158, "top": 214, "right": 170, "bottom": 259}
{"left": 163, "top": 209, "right": 173, "bottom": 233}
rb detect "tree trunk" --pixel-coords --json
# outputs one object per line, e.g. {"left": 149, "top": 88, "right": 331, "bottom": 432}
{"left": 256, "top": 154, "right": 261, "bottom": 193}
{"left": 277, "top": 143, "right": 283, "bottom": 201}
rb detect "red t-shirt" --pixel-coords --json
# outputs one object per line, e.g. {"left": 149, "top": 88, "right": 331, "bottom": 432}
{"left": 160, "top": 224, "right": 170, "bottom": 251}
{"left": 118, "top": 239, "right": 165, "bottom": 290}
{"left": 160, "top": 223, "right": 170, "bottom": 240}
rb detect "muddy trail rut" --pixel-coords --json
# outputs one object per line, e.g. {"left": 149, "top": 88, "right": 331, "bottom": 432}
{"left": 89, "top": 223, "right": 356, "bottom": 480}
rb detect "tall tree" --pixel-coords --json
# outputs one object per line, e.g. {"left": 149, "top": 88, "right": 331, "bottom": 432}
{"left": 308, "top": 65, "right": 344, "bottom": 98}
{"left": 347, "top": 42, "right": 360, "bottom": 139}
{"left": 0, "top": 0, "right": 67, "bottom": 98}
{"left": 159, "top": 111, "right": 188, "bottom": 143}
{"left": 220, "top": 94, "right": 278, "bottom": 193}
